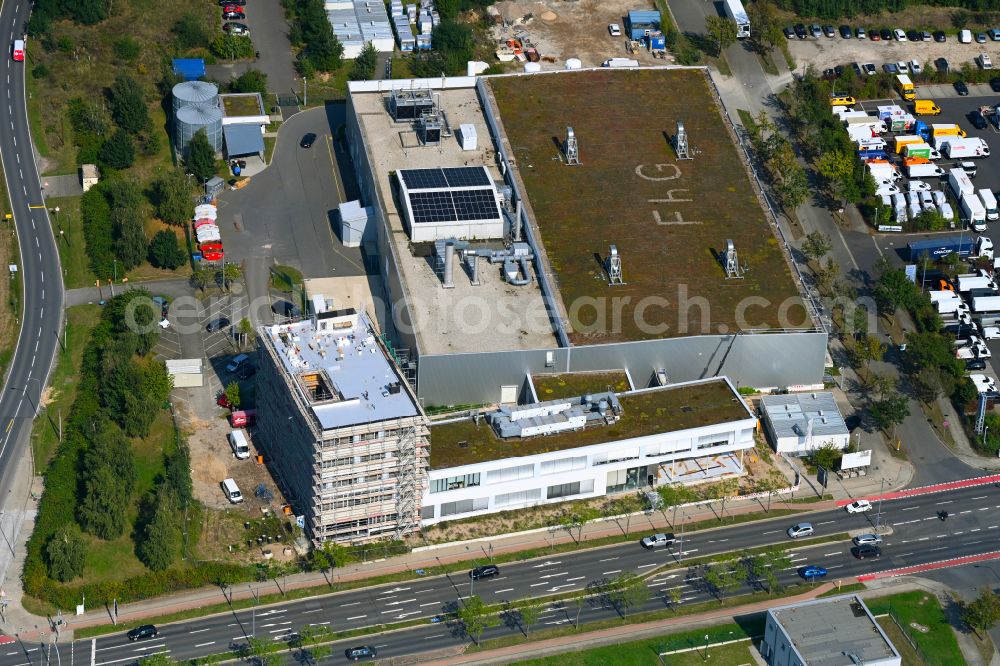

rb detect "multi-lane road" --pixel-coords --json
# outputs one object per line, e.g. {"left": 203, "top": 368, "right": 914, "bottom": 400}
{"left": 0, "top": 0, "right": 63, "bottom": 503}
{"left": 0, "top": 482, "right": 993, "bottom": 665}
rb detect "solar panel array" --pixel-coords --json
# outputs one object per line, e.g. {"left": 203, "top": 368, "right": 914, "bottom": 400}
{"left": 399, "top": 167, "right": 500, "bottom": 225}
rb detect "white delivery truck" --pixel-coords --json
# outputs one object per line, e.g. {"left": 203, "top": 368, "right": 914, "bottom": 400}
{"left": 906, "top": 163, "right": 946, "bottom": 178}
{"left": 957, "top": 272, "right": 998, "bottom": 292}
{"left": 942, "top": 138, "right": 991, "bottom": 158}
{"left": 929, "top": 289, "right": 959, "bottom": 303}
{"left": 973, "top": 296, "right": 1000, "bottom": 313}
{"left": 228, "top": 429, "right": 251, "bottom": 460}
{"left": 950, "top": 168, "right": 976, "bottom": 198}
{"left": 722, "top": 0, "right": 750, "bottom": 38}
{"left": 939, "top": 298, "right": 971, "bottom": 315}
{"left": 980, "top": 189, "right": 999, "bottom": 221}
{"left": 962, "top": 191, "right": 988, "bottom": 232}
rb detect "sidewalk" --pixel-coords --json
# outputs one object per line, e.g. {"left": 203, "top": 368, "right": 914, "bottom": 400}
{"left": 427, "top": 581, "right": 837, "bottom": 665}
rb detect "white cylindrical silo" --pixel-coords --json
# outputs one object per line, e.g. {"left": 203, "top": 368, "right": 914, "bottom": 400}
{"left": 172, "top": 80, "right": 219, "bottom": 116}
{"left": 175, "top": 104, "right": 224, "bottom": 155}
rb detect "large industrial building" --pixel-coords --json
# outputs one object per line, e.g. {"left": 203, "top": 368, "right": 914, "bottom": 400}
{"left": 256, "top": 67, "right": 832, "bottom": 544}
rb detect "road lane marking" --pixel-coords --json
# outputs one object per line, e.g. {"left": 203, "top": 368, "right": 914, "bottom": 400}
{"left": 972, "top": 528, "right": 982, "bottom": 532}
{"left": 936, "top": 500, "right": 953, "bottom": 505}
{"left": 824, "top": 551, "right": 841, "bottom": 556}
{"left": 419, "top": 601, "right": 439, "bottom": 607}
{"left": 341, "top": 602, "right": 360, "bottom": 606}
{"left": 493, "top": 588, "right": 513, "bottom": 594}
{"left": 188, "top": 628, "right": 210, "bottom": 634}
{"left": 816, "top": 520, "right": 834, "bottom": 525}
{"left": 602, "top": 569, "right": 621, "bottom": 575}
{"left": 638, "top": 563, "right": 657, "bottom": 569}
{"left": 532, "top": 560, "right": 562, "bottom": 568}
{"left": 900, "top": 506, "right": 918, "bottom": 511}
{"left": 346, "top": 615, "right": 366, "bottom": 620}
{"left": 971, "top": 496, "right": 988, "bottom": 500}
{"left": 961, "top": 510, "right": 972, "bottom": 514}
{"left": 762, "top": 530, "right": 779, "bottom": 535}
{"left": 422, "top": 634, "right": 446, "bottom": 640}
{"left": 193, "top": 643, "right": 214, "bottom": 648}
{"left": 529, "top": 582, "right": 547, "bottom": 587}
{"left": 599, "top": 557, "right": 619, "bottom": 562}
{"left": 300, "top": 609, "right": 321, "bottom": 614}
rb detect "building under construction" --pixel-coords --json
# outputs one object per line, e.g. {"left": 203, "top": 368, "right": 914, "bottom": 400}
{"left": 255, "top": 305, "right": 429, "bottom": 545}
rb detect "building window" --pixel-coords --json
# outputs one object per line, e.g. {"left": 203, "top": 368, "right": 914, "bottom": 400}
{"left": 485, "top": 463, "right": 535, "bottom": 484}
{"left": 546, "top": 480, "right": 593, "bottom": 500}
{"left": 360, "top": 453, "right": 385, "bottom": 463}
{"left": 420, "top": 505, "right": 435, "bottom": 520}
{"left": 430, "top": 473, "right": 481, "bottom": 494}
{"left": 592, "top": 452, "right": 639, "bottom": 466}
{"left": 440, "top": 497, "right": 489, "bottom": 517}
{"left": 606, "top": 466, "right": 646, "bottom": 493}
{"left": 495, "top": 488, "right": 541, "bottom": 507}
{"left": 697, "top": 433, "right": 729, "bottom": 449}
{"left": 540, "top": 456, "right": 587, "bottom": 475}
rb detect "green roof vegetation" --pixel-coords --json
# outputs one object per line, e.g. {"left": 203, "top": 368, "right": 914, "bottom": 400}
{"left": 222, "top": 94, "right": 263, "bottom": 117}
{"left": 429, "top": 379, "right": 751, "bottom": 469}
{"left": 533, "top": 371, "right": 631, "bottom": 401}
{"left": 488, "top": 70, "right": 806, "bottom": 344}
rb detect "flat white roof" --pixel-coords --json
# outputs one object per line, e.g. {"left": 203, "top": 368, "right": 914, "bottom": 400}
{"left": 263, "top": 311, "right": 420, "bottom": 431}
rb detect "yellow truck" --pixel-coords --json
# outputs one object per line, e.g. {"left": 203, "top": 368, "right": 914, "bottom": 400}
{"left": 893, "top": 134, "right": 924, "bottom": 153}
{"left": 895, "top": 74, "right": 915, "bottom": 101}
{"left": 914, "top": 99, "right": 941, "bottom": 115}
{"left": 931, "top": 123, "right": 967, "bottom": 138}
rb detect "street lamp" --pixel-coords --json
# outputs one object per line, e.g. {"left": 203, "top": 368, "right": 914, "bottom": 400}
{"left": 874, "top": 477, "right": 886, "bottom": 531}
{"left": 704, "top": 634, "right": 710, "bottom": 659}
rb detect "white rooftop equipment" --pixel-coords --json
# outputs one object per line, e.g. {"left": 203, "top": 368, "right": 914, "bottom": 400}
{"left": 724, "top": 239, "right": 744, "bottom": 279}
{"left": 607, "top": 245, "right": 625, "bottom": 285}
{"left": 459, "top": 123, "right": 477, "bottom": 151}
{"left": 396, "top": 167, "right": 505, "bottom": 242}
{"left": 565, "top": 126, "right": 580, "bottom": 165}
{"left": 675, "top": 121, "right": 691, "bottom": 160}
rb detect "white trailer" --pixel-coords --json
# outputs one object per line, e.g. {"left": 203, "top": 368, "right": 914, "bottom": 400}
{"left": 950, "top": 168, "right": 976, "bottom": 198}
{"left": 958, "top": 274, "right": 998, "bottom": 292}
{"left": 942, "top": 138, "right": 991, "bottom": 159}
{"left": 722, "top": 0, "right": 750, "bottom": 38}
{"left": 980, "top": 188, "right": 999, "bottom": 221}
{"left": 973, "top": 295, "right": 1000, "bottom": 313}
{"left": 962, "top": 191, "right": 988, "bottom": 232}
{"left": 939, "top": 299, "right": 971, "bottom": 315}
{"left": 929, "top": 289, "right": 959, "bottom": 303}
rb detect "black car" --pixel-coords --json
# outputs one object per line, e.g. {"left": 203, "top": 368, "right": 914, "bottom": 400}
{"left": 238, "top": 365, "right": 257, "bottom": 380}
{"left": 880, "top": 28, "right": 892, "bottom": 40}
{"left": 344, "top": 646, "right": 377, "bottom": 661}
{"left": 207, "top": 317, "right": 231, "bottom": 333}
{"left": 222, "top": 10, "right": 245, "bottom": 20}
{"left": 839, "top": 25, "right": 852, "bottom": 38}
{"left": 934, "top": 30, "right": 947, "bottom": 42}
{"left": 967, "top": 359, "right": 988, "bottom": 371}
{"left": 834, "top": 65, "right": 844, "bottom": 76}
{"left": 300, "top": 132, "right": 317, "bottom": 148}
{"left": 127, "top": 625, "right": 158, "bottom": 641}
{"left": 991, "top": 76, "right": 1000, "bottom": 92}
{"left": 955, "top": 80, "right": 970, "bottom": 96}
{"left": 970, "top": 110, "right": 988, "bottom": 130}
{"left": 794, "top": 24, "right": 807, "bottom": 38}
{"left": 822, "top": 68, "right": 836, "bottom": 79}
{"left": 853, "top": 544, "right": 882, "bottom": 559}
{"left": 469, "top": 564, "right": 500, "bottom": 580}
{"left": 936, "top": 57, "right": 950, "bottom": 74}
{"left": 784, "top": 26, "right": 795, "bottom": 39}
{"left": 906, "top": 29, "right": 920, "bottom": 41}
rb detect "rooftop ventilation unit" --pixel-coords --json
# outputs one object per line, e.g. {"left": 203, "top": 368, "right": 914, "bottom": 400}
{"left": 723, "top": 239, "right": 745, "bottom": 279}
{"left": 417, "top": 110, "right": 442, "bottom": 145}
{"left": 607, "top": 245, "right": 625, "bottom": 285}
{"left": 565, "top": 126, "right": 580, "bottom": 165}
{"left": 675, "top": 121, "right": 692, "bottom": 160}
{"left": 389, "top": 87, "right": 434, "bottom": 121}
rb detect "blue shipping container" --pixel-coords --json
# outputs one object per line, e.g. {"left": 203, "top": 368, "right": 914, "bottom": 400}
{"left": 627, "top": 10, "right": 661, "bottom": 40}
{"left": 648, "top": 32, "right": 665, "bottom": 49}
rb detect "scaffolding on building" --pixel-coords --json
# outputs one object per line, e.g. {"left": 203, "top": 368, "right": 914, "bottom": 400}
{"left": 394, "top": 426, "right": 420, "bottom": 539}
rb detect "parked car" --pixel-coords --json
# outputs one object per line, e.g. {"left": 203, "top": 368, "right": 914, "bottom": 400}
{"left": 608, "top": 23, "right": 622, "bottom": 37}
{"left": 783, "top": 26, "right": 795, "bottom": 39}
{"left": 301, "top": 132, "right": 317, "bottom": 148}
{"left": 839, "top": 25, "right": 852, "bottom": 38}
{"left": 883, "top": 62, "right": 899, "bottom": 74}
{"left": 906, "top": 29, "right": 920, "bottom": 41}
{"left": 853, "top": 534, "right": 884, "bottom": 546}
{"left": 863, "top": 62, "right": 877, "bottom": 76}
{"left": 823, "top": 25, "right": 835, "bottom": 37}
{"left": 640, "top": 533, "right": 676, "bottom": 549}
{"left": 967, "top": 358, "right": 988, "bottom": 371}
{"left": 794, "top": 24, "right": 807, "bottom": 38}
{"left": 991, "top": 77, "right": 1000, "bottom": 92}
{"left": 893, "top": 28, "right": 907, "bottom": 40}
{"left": 344, "top": 646, "right": 377, "bottom": 661}
{"left": 222, "top": 10, "right": 245, "bottom": 19}
{"left": 853, "top": 544, "right": 882, "bottom": 559}
{"left": 226, "top": 353, "right": 250, "bottom": 373}
{"left": 223, "top": 22, "right": 250, "bottom": 36}
{"left": 787, "top": 522, "right": 814, "bottom": 538}
{"left": 896, "top": 60, "right": 909, "bottom": 73}
{"left": 207, "top": 317, "right": 231, "bottom": 332}
{"left": 934, "top": 30, "right": 947, "bottom": 42}
{"left": 810, "top": 24, "right": 822, "bottom": 38}
{"left": 970, "top": 110, "right": 988, "bottom": 130}
{"left": 470, "top": 564, "right": 500, "bottom": 580}
{"left": 880, "top": 28, "right": 893, "bottom": 41}
{"left": 800, "top": 565, "right": 828, "bottom": 580}
{"left": 991, "top": 28, "right": 1000, "bottom": 41}
{"left": 936, "top": 57, "right": 950, "bottom": 74}
{"left": 977, "top": 32, "right": 988, "bottom": 43}
{"left": 127, "top": 625, "right": 158, "bottom": 641}
{"left": 846, "top": 499, "right": 873, "bottom": 514}
{"left": 856, "top": 27, "right": 867, "bottom": 39}
{"left": 238, "top": 365, "right": 257, "bottom": 380}
{"left": 869, "top": 28, "right": 880, "bottom": 41}
{"left": 909, "top": 59, "right": 922, "bottom": 74}
{"left": 922, "top": 31, "right": 932, "bottom": 41}
{"left": 955, "top": 80, "right": 970, "bottom": 96}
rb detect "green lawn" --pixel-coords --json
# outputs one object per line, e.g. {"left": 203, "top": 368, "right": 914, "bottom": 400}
{"left": 512, "top": 623, "right": 757, "bottom": 665}
{"left": 31, "top": 305, "right": 101, "bottom": 467}
{"left": 46, "top": 196, "right": 95, "bottom": 289}
{"left": 867, "top": 591, "right": 963, "bottom": 665}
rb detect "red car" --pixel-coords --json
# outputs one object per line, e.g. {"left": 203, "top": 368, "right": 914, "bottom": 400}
{"left": 217, "top": 392, "right": 233, "bottom": 409}
{"left": 222, "top": 5, "right": 242, "bottom": 13}
{"left": 199, "top": 242, "right": 223, "bottom": 252}
{"left": 202, "top": 251, "right": 224, "bottom": 262}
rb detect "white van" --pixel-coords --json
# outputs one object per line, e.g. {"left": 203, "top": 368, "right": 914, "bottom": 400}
{"left": 221, "top": 478, "right": 243, "bottom": 503}
{"left": 960, "top": 29, "right": 973, "bottom": 43}
{"left": 602, "top": 58, "right": 640, "bottom": 68}
{"left": 228, "top": 429, "right": 251, "bottom": 459}
{"left": 980, "top": 189, "right": 999, "bottom": 221}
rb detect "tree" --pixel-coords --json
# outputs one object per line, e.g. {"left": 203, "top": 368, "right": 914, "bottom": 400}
{"left": 705, "top": 16, "right": 737, "bottom": 56}
{"left": 69, "top": 97, "right": 112, "bottom": 137}
{"left": 173, "top": 13, "right": 210, "bottom": 49}
{"left": 801, "top": 231, "right": 832, "bottom": 262}
{"left": 870, "top": 395, "right": 909, "bottom": 436}
{"left": 349, "top": 42, "right": 379, "bottom": 81}
{"left": 108, "top": 74, "right": 150, "bottom": 134}
{"left": 657, "top": 483, "right": 696, "bottom": 525}
{"left": 225, "top": 381, "right": 242, "bottom": 409}
{"left": 46, "top": 523, "right": 87, "bottom": 582}
{"left": 98, "top": 130, "right": 135, "bottom": 170}
{"left": 138, "top": 491, "right": 181, "bottom": 571}
{"left": 210, "top": 34, "right": 255, "bottom": 60}
{"left": 149, "top": 230, "right": 187, "bottom": 270}
{"left": 430, "top": 21, "right": 475, "bottom": 75}
{"left": 514, "top": 599, "right": 539, "bottom": 636}
{"left": 874, "top": 260, "right": 917, "bottom": 322}
{"left": 222, "top": 262, "right": 242, "bottom": 291}
{"left": 963, "top": 587, "right": 1000, "bottom": 638}
{"left": 238, "top": 318, "right": 255, "bottom": 349}
{"left": 296, "top": 0, "right": 345, "bottom": 71}
{"left": 114, "top": 211, "right": 148, "bottom": 270}
{"left": 165, "top": 441, "right": 193, "bottom": 508}
{"left": 667, "top": 586, "right": 683, "bottom": 610}
{"left": 816, "top": 150, "right": 856, "bottom": 203}
{"left": 247, "top": 636, "right": 281, "bottom": 666}
{"left": 602, "top": 495, "right": 641, "bottom": 536}
{"left": 747, "top": 0, "right": 783, "bottom": 53}
{"left": 78, "top": 464, "right": 130, "bottom": 539}
{"left": 191, "top": 268, "right": 215, "bottom": 292}
{"left": 980, "top": 413, "right": 1000, "bottom": 452}
{"left": 456, "top": 595, "right": 497, "bottom": 645}
{"left": 152, "top": 170, "right": 195, "bottom": 226}
{"left": 231, "top": 69, "right": 269, "bottom": 95}
{"left": 610, "top": 572, "right": 650, "bottom": 619}
{"left": 774, "top": 164, "right": 809, "bottom": 211}
{"left": 815, "top": 257, "right": 841, "bottom": 296}
{"left": 185, "top": 129, "right": 217, "bottom": 182}
{"left": 853, "top": 334, "right": 886, "bottom": 371}
{"left": 810, "top": 441, "right": 842, "bottom": 472}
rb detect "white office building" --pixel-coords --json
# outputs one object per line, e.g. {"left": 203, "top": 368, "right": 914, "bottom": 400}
{"left": 760, "top": 392, "right": 849, "bottom": 455}
{"left": 420, "top": 377, "right": 756, "bottom": 525}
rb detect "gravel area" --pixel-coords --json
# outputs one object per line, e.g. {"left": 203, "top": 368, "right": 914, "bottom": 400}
{"left": 786, "top": 33, "right": 1000, "bottom": 74}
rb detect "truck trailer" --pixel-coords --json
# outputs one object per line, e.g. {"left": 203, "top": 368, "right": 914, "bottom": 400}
{"left": 962, "top": 191, "right": 988, "bottom": 232}
{"left": 940, "top": 137, "right": 991, "bottom": 158}
{"left": 907, "top": 235, "right": 995, "bottom": 261}
{"left": 722, "top": 0, "right": 750, "bottom": 38}
{"left": 958, "top": 273, "right": 998, "bottom": 292}
{"left": 950, "top": 168, "right": 976, "bottom": 198}
{"left": 973, "top": 296, "right": 1000, "bottom": 313}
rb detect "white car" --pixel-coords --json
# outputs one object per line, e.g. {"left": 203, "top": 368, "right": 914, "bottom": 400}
{"left": 608, "top": 23, "right": 622, "bottom": 37}
{"left": 853, "top": 533, "right": 883, "bottom": 546}
{"left": 910, "top": 59, "right": 922, "bottom": 74}
{"left": 640, "top": 532, "right": 676, "bottom": 549}
{"left": 970, "top": 374, "right": 997, "bottom": 393}
{"left": 908, "top": 180, "right": 930, "bottom": 192}
{"left": 938, "top": 202, "right": 955, "bottom": 222}
{"left": 957, "top": 340, "right": 992, "bottom": 360}
{"left": 982, "top": 326, "right": 1000, "bottom": 340}
{"left": 846, "top": 500, "right": 873, "bottom": 514}
{"left": 894, "top": 28, "right": 907, "bottom": 41}
{"left": 933, "top": 190, "right": 946, "bottom": 205}
{"left": 919, "top": 190, "right": 933, "bottom": 206}
{"left": 896, "top": 60, "right": 909, "bottom": 73}
{"left": 876, "top": 184, "right": 900, "bottom": 196}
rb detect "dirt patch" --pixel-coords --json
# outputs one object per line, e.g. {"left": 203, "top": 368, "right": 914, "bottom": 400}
{"left": 786, "top": 32, "right": 997, "bottom": 75}
{"left": 489, "top": 0, "right": 667, "bottom": 69}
